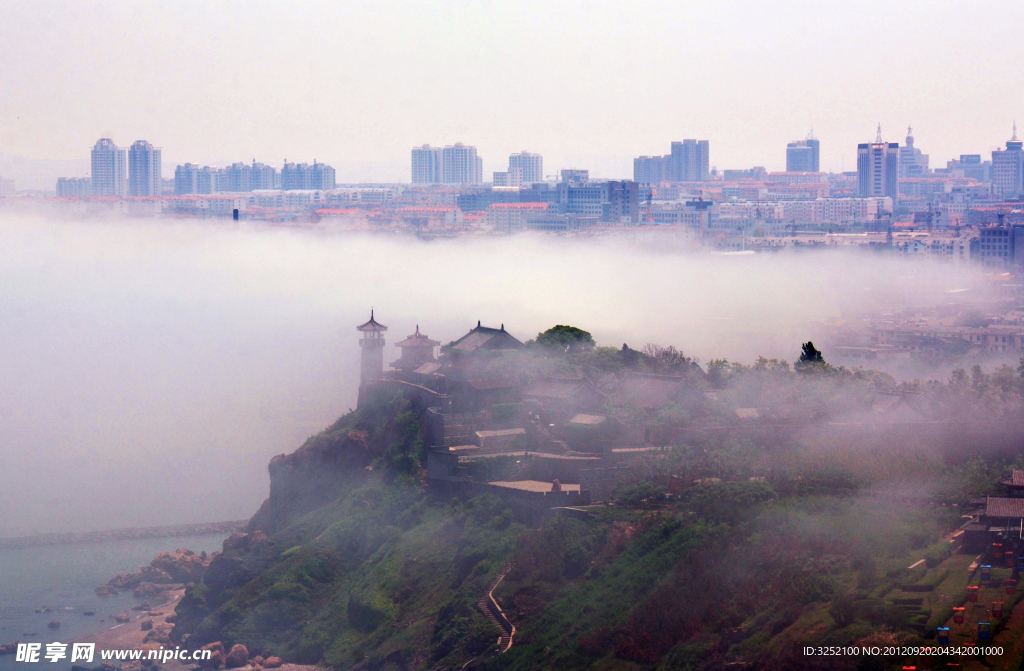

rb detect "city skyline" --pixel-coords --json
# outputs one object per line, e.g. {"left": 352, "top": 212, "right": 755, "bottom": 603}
{"left": 3, "top": 1, "right": 1024, "bottom": 181}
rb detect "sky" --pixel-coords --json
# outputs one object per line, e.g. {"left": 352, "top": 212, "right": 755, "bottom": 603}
{"left": 0, "top": 214, "right": 1001, "bottom": 537}
{"left": 1, "top": 0, "right": 1023, "bottom": 183}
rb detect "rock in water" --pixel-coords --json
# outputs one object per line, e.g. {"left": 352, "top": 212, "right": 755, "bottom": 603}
{"left": 47, "top": 621, "right": 60, "bottom": 629}
{"left": 225, "top": 644, "right": 249, "bottom": 668}
{"left": 95, "top": 585, "right": 119, "bottom": 597}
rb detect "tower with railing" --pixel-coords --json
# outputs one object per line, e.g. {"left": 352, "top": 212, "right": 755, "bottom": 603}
{"left": 356, "top": 310, "right": 387, "bottom": 405}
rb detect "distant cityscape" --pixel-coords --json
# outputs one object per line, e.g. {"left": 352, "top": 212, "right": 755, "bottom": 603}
{"left": 2, "top": 125, "right": 1024, "bottom": 266}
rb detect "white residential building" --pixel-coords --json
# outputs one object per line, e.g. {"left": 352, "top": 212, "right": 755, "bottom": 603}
{"left": 90, "top": 138, "right": 127, "bottom": 197}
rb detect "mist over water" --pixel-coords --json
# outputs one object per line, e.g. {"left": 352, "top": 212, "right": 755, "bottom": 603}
{"left": 0, "top": 214, "right": 998, "bottom": 537}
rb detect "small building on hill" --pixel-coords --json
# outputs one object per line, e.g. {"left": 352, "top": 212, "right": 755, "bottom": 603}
{"left": 999, "top": 470, "right": 1024, "bottom": 498}
{"left": 393, "top": 325, "right": 440, "bottom": 372}
{"left": 447, "top": 321, "right": 523, "bottom": 357}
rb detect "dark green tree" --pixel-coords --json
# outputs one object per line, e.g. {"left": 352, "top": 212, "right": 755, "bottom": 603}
{"left": 795, "top": 341, "right": 826, "bottom": 371}
{"left": 534, "top": 325, "right": 596, "bottom": 353}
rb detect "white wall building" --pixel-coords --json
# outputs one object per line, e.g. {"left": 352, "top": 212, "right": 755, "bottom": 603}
{"left": 508, "top": 151, "right": 543, "bottom": 184}
{"left": 442, "top": 143, "right": 483, "bottom": 185}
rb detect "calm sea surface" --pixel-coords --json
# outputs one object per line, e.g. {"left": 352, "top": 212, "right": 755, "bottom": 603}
{"left": 0, "top": 534, "right": 228, "bottom": 671}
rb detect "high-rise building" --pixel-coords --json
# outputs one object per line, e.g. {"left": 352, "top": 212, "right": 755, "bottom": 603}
{"left": 411, "top": 143, "right": 484, "bottom": 185}
{"left": 281, "top": 161, "right": 336, "bottom": 190}
{"left": 898, "top": 126, "right": 929, "bottom": 178}
{"left": 508, "top": 151, "right": 543, "bottom": 184}
{"left": 174, "top": 164, "right": 200, "bottom": 195}
{"left": 786, "top": 132, "right": 820, "bottom": 172}
{"left": 221, "top": 163, "right": 253, "bottom": 192}
{"left": 560, "top": 169, "right": 589, "bottom": 183}
{"left": 992, "top": 124, "right": 1024, "bottom": 198}
{"left": 128, "top": 140, "right": 162, "bottom": 196}
{"left": 634, "top": 140, "right": 709, "bottom": 183}
{"left": 251, "top": 161, "right": 278, "bottom": 190}
{"left": 633, "top": 156, "right": 667, "bottom": 184}
{"left": 857, "top": 125, "right": 899, "bottom": 199}
{"left": 442, "top": 143, "right": 483, "bottom": 184}
{"left": 90, "top": 138, "right": 127, "bottom": 197}
{"left": 669, "top": 139, "right": 710, "bottom": 181}
{"left": 411, "top": 145, "right": 443, "bottom": 184}
{"left": 56, "top": 177, "right": 91, "bottom": 197}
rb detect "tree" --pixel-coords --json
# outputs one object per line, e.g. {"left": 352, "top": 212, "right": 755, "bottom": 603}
{"left": 794, "top": 341, "right": 826, "bottom": 372}
{"left": 534, "top": 325, "right": 596, "bottom": 354}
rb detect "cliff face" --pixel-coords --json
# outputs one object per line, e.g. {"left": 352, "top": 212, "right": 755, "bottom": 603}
{"left": 167, "top": 387, "right": 519, "bottom": 670}
{"left": 247, "top": 426, "right": 373, "bottom": 535}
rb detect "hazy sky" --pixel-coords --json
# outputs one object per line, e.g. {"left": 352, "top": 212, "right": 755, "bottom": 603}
{"left": 1, "top": 1, "right": 1023, "bottom": 179}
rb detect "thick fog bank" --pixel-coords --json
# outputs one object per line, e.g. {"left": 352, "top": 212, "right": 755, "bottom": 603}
{"left": 0, "top": 214, "right": 1003, "bottom": 536}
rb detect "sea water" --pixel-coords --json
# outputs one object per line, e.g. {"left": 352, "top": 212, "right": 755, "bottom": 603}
{"left": 0, "top": 534, "right": 228, "bottom": 671}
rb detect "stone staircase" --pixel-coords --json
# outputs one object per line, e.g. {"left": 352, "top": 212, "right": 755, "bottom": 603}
{"left": 477, "top": 562, "right": 515, "bottom": 653}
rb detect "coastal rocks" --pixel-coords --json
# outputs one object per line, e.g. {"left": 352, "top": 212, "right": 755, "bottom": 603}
{"left": 224, "top": 644, "right": 249, "bottom": 668}
{"left": 133, "top": 582, "right": 165, "bottom": 598}
{"left": 107, "top": 549, "right": 214, "bottom": 592}
{"left": 143, "top": 624, "right": 173, "bottom": 646}
{"left": 83, "top": 611, "right": 96, "bottom": 616}
{"left": 95, "top": 585, "right": 119, "bottom": 597}
{"left": 262, "top": 657, "right": 282, "bottom": 668}
{"left": 150, "top": 549, "right": 212, "bottom": 583}
{"left": 35, "top": 606, "right": 52, "bottom": 613}
{"left": 140, "top": 619, "right": 153, "bottom": 631}
{"left": 199, "top": 642, "right": 225, "bottom": 669}
{"left": 114, "top": 613, "right": 131, "bottom": 623}
{"left": 0, "top": 642, "right": 19, "bottom": 655}
{"left": 138, "top": 566, "right": 175, "bottom": 584}
{"left": 164, "top": 613, "right": 177, "bottom": 623}
{"left": 251, "top": 656, "right": 264, "bottom": 666}
{"left": 47, "top": 620, "right": 60, "bottom": 629}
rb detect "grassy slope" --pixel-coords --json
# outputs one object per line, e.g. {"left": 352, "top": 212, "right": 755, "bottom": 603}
{"left": 179, "top": 482, "right": 524, "bottom": 670}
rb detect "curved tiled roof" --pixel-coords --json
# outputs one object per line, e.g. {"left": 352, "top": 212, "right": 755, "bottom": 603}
{"left": 356, "top": 310, "right": 388, "bottom": 332}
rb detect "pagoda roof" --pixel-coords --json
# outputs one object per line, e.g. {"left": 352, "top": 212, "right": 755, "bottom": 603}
{"left": 356, "top": 310, "right": 388, "bottom": 332}
{"left": 396, "top": 325, "right": 440, "bottom": 348}
{"left": 449, "top": 321, "right": 523, "bottom": 353}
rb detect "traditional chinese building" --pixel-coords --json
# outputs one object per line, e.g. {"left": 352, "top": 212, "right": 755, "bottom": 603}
{"left": 393, "top": 325, "right": 440, "bottom": 373}
{"left": 356, "top": 310, "right": 387, "bottom": 406}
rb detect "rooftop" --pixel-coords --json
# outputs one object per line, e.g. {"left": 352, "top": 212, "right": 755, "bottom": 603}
{"left": 489, "top": 480, "right": 581, "bottom": 493}
{"left": 1000, "top": 470, "right": 1024, "bottom": 488}
{"left": 449, "top": 321, "right": 523, "bottom": 353}
{"left": 986, "top": 497, "right": 1024, "bottom": 518}
{"left": 396, "top": 325, "right": 440, "bottom": 348}
{"left": 356, "top": 310, "right": 388, "bottom": 332}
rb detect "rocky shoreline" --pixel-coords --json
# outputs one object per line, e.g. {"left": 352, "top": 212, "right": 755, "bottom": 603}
{"left": 0, "top": 521, "right": 246, "bottom": 551}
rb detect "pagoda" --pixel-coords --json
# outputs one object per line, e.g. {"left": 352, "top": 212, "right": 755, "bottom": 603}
{"left": 356, "top": 311, "right": 388, "bottom": 405}
{"left": 393, "top": 325, "right": 440, "bottom": 372}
